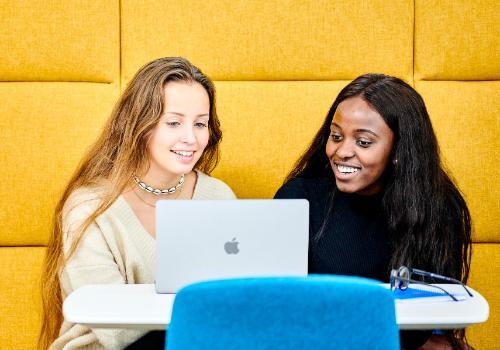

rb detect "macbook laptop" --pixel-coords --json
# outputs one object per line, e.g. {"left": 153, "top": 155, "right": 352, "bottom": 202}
{"left": 155, "top": 199, "right": 309, "bottom": 293}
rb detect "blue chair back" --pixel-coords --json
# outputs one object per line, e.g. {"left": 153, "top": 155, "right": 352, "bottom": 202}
{"left": 166, "top": 275, "right": 399, "bottom": 350}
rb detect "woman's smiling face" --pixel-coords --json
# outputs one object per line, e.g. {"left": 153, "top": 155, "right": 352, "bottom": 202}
{"left": 148, "top": 81, "right": 210, "bottom": 177}
{"left": 325, "top": 96, "right": 394, "bottom": 196}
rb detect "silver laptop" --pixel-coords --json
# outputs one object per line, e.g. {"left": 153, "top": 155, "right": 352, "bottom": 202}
{"left": 155, "top": 199, "right": 309, "bottom": 293}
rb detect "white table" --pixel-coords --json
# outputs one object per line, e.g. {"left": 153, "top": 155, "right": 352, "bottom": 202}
{"left": 63, "top": 283, "right": 489, "bottom": 330}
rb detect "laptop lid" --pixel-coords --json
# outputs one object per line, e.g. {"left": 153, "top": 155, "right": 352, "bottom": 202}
{"left": 155, "top": 199, "right": 309, "bottom": 293}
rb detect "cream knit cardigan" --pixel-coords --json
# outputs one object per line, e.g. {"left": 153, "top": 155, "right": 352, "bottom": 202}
{"left": 50, "top": 171, "right": 236, "bottom": 350}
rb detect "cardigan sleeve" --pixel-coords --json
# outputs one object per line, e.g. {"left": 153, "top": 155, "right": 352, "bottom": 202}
{"left": 55, "top": 189, "right": 146, "bottom": 350}
{"left": 61, "top": 188, "right": 124, "bottom": 290}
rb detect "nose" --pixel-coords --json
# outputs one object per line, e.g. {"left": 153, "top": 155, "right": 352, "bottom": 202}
{"left": 180, "top": 125, "right": 196, "bottom": 145}
{"left": 335, "top": 140, "right": 355, "bottom": 160}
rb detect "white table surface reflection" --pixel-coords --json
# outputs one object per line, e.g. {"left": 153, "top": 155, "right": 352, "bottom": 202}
{"left": 63, "top": 283, "right": 489, "bottom": 330}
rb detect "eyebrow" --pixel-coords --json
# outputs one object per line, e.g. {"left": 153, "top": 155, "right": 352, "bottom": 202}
{"left": 331, "top": 122, "right": 379, "bottom": 137}
{"left": 165, "top": 111, "right": 209, "bottom": 118}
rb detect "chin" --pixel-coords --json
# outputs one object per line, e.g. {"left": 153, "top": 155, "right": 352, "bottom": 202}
{"left": 335, "top": 178, "right": 382, "bottom": 195}
{"left": 338, "top": 189, "right": 358, "bottom": 194}
{"left": 335, "top": 182, "right": 357, "bottom": 193}
{"left": 159, "top": 165, "right": 192, "bottom": 176}
{"left": 175, "top": 166, "right": 195, "bottom": 175}
{"left": 171, "top": 160, "right": 198, "bottom": 173}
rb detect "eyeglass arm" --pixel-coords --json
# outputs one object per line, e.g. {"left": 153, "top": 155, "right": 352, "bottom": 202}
{"left": 409, "top": 268, "right": 473, "bottom": 297}
{"left": 395, "top": 277, "right": 459, "bottom": 301}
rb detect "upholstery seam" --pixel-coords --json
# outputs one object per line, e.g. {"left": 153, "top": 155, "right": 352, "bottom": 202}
{"left": 119, "top": 0, "right": 122, "bottom": 92}
{"left": 412, "top": 0, "right": 416, "bottom": 87}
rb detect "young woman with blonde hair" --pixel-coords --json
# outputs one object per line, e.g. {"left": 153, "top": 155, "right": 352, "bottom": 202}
{"left": 39, "top": 57, "right": 235, "bottom": 350}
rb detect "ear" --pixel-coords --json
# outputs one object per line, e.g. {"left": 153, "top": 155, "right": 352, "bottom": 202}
{"left": 388, "top": 144, "right": 398, "bottom": 166}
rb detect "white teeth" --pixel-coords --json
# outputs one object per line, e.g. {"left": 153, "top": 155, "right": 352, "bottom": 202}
{"left": 172, "top": 151, "right": 193, "bottom": 157}
{"left": 337, "top": 165, "right": 359, "bottom": 174}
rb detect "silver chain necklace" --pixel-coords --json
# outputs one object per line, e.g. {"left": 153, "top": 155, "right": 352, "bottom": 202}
{"left": 133, "top": 174, "right": 185, "bottom": 195}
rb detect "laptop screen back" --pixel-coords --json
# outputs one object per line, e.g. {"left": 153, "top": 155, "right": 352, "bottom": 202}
{"left": 155, "top": 199, "right": 309, "bottom": 293}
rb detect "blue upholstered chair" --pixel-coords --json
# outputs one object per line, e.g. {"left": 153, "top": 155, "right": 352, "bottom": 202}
{"left": 166, "top": 275, "right": 399, "bottom": 350}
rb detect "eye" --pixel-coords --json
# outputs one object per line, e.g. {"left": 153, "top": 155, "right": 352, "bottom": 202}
{"left": 356, "top": 139, "right": 373, "bottom": 148}
{"left": 330, "top": 133, "right": 343, "bottom": 142}
{"left": 166, "top": 121, "right": 180, "bottom": 127}
{"left": 195, "top": 122, "right": 208, "bottom": 129}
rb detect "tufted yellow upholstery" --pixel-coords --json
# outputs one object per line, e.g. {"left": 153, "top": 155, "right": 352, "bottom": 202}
{"left": 121, "top": 0, "right": 414, "bottom": 83}
{"left": 468, "top": 244, "right": 500, "bottom": 350}
{"left": 212, "top": 81, "right": 348, "bottom": 198}
{"left": 0, "top": 247, "right": 45, "bottom": 350}
{"left": 416, "top": 81, "right": 500, "bottom": 243}
{"left": 415, "top": 0, "right": 500, "bottom": 81}
{"left": 0, "top": 1, "right": 119, "bottom": 82}
{"left": 0, "top": 84, "right": 119, "bottom": 246}
{"left": 1, "top": 1, "right": 498, "bottom": 349}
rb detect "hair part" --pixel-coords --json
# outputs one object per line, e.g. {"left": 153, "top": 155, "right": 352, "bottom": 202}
{"left": 39, "top": 57, "right": 221, "bottom": 349}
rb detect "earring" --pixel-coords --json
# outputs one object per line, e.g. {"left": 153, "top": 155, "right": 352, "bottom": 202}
{"left": 393, "top": 158, "right": 398, "bottom": 165}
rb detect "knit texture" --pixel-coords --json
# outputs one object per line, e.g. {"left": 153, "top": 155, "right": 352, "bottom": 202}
{"left": 50, "top": 171, "right": 236, "bottom": 350}
{"left": 275, "top": 177, "right": 391, "bottom": 281}
{"left": 274, "top": 177, "right": 431, "bottom": 349}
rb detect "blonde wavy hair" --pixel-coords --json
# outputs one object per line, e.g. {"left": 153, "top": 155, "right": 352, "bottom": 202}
{"left": 38, "top": 57, "right": 222, "bottom": 349}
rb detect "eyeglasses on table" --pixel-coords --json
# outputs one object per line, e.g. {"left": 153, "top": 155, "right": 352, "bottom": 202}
{"left": 390, "top": 266, "right": 473, "bottom": 302}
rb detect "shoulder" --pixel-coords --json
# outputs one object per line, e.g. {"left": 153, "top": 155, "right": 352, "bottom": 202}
{"left": 61, "top": 186, "right": 108, "bottom": 240}
{"left": 193, "top": 170, "right": 237, "bottom": 199}
{"left": 274, "top": 177, "right": 334, "bottom": 200}
{"left": 274, "top": 178, "right": 308, "bottom": 199}
{"left": 62, "top": 186, "right": 105, "bottom": 221}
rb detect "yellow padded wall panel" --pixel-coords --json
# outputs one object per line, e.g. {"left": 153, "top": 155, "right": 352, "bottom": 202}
{"left": 0, "top": 83, "right": 119, "bottom": 246}
{"left": 121, "top": 0, "right": 413, "bottom": 83}
{"left": 415, "top": 81, "right": 499, "bottom": 242}
{"left": 0, "top": 0, "right": 119, "bottom": 82}
{"left": 415, "top": 0, "right": 500, "bottom": 80}
{"left": 467, "top": 243, "right": 500, "bottom": 349}
{"left": 0, "top": 247, "right": 44, "bottom": 350}
{"left": 211, "top": 81, "right": 348, "bottom": 199}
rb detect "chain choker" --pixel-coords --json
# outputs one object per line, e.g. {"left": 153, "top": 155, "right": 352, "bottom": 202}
{"left": 133, "top": 174, "right": 185, "bottom": 195}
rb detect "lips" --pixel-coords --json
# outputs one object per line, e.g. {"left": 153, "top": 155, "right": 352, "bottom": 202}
{"left": 170, "top": 150, "right": 196, "bottom": 164}
{"left": 336, "top": 164, "right": 360, "bottom": 174}
{"left": 333, "top": 162, "right": 361, "bottom": 179}
{"left": 171, "top": 150, "right": 194, "bottom": 157}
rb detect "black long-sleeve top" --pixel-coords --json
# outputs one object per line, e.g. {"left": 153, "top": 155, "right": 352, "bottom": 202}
{"left": 274, "top": 177, "right": 431, "bottom": 349}
{"left": 275, "top": 177, "right": 392, "bottom": 281}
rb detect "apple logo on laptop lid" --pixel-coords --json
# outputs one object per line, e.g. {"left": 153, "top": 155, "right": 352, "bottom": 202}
{"left": 224, "top": 237, "right": 239, "bottom": 254}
